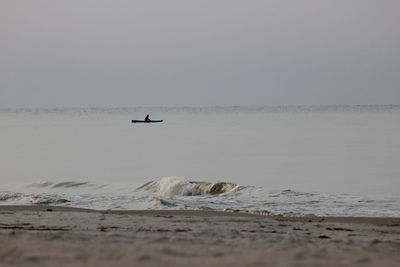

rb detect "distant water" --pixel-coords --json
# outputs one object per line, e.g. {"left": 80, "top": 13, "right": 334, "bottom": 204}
{"left": 1, "top": 106, "right": 399, "bottom": 216}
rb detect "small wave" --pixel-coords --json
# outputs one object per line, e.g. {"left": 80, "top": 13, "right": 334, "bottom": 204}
{"left": 0, "top": 192, "right": 22, "bottom": 201}
{"left": 51, "top": 182, "right": 89, "bottom": 188}
{"left": 26, "top": 181, "right": 108, "bottom": 190}
{"left": 26, "top": 182, "right": 53, "bottom": 188}
{"left": 137, "top": 177, "right": 242, "bottom": 196}
{"left": 193, "top": 182, "right": 240, "bottom": 195}
{"left": 150, "top": 198, "right": 179, "bottom": 208}
{"left": 0, "top": 192, "right": 70, "bottom": 205}
{"left": 135, "top": 181, "right": 158, "bottom": 191}
{"left": 29, "top": 196, "right": 70, "bottom": 205}
{"left": 269, "top": 189, "right": 317, "bottom": 198}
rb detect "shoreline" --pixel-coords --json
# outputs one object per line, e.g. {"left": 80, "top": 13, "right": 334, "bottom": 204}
{"left": 1, "top": 205, "right": 400, "bottom": 266}
{"left": 1, "top": 205, "right": 399, "bottom": 223}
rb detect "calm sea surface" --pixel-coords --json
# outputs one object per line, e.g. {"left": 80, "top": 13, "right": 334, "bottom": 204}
{"left": 1, "top": 106, "right": 399, "bottom": 216}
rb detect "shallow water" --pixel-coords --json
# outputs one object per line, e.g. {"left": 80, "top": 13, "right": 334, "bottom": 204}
{"left": 1, "top": 106, "right": 399, "bottom": 216}
{"left": 1, "top": 177, "right": 399, "bottom": 217}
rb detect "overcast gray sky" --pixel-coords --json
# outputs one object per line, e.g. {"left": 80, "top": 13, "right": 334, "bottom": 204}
{"left": 1, "top": 0, "right": 399, "bottom": 108}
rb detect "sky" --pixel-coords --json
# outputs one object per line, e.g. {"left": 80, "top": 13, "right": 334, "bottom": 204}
{"left": 1, "top": 0, "right": 399, "bottom": 108}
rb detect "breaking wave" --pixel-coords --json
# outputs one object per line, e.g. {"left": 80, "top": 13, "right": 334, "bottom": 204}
{"left": 137, "top": 176, "right": 243, "bottom": 196}
{"left": 0, "top": 192, "right": 70, "bottom": 205}
{"left": 1, "top": 177, "right": 399, "bottom": 217}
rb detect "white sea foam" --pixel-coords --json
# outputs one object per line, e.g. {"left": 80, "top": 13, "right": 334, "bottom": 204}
{"left": 157, "top": 177, "right": 198, "bottom": 196}
{"left": 1, "top": 177, "right": 400, "bottom": 217}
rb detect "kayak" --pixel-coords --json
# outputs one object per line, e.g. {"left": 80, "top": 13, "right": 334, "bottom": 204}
{"left": 132, "top": 120, "right": 163, "bottom": 123}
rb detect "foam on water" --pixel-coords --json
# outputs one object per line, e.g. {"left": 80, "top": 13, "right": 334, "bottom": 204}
{"left": 1, "top": 177, "right": 399, "bottom": 217}
{"left": 158, "top": 177, "right": 198, "bottom": 196}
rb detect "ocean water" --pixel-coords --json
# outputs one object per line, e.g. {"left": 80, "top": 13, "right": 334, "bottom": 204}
{"left": 1, "top": 106, "right": 399, "bottom": 217}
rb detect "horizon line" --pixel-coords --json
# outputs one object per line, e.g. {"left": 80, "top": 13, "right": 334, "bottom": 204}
{"left": 1, "top": 103, "right": 400, "bottom": 111}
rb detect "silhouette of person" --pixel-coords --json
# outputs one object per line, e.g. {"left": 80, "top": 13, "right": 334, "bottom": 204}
{"left": 145, "top": 115, "right": 150, "bottom": 122}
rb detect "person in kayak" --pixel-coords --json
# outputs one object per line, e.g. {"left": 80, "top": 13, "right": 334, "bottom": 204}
{"left": 145, "top": 115, "right": 151, "bottom": 122}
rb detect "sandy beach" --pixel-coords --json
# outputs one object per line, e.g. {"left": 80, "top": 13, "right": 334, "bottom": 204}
{"left": 0, "top": 206, "right": 399, "bottom": 266}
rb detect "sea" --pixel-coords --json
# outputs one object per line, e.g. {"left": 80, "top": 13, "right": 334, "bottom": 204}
{"left": 1, "top": 105, "right": 399, "bottom": 217}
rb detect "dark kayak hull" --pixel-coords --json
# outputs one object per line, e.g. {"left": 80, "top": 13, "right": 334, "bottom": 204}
{"left": 132, "top": 120, "right": 163, "bottom": 123}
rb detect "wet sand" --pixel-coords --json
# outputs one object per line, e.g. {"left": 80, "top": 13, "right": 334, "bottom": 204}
{"left": 0, "top": 206, "right": 399, "bottom": 267}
